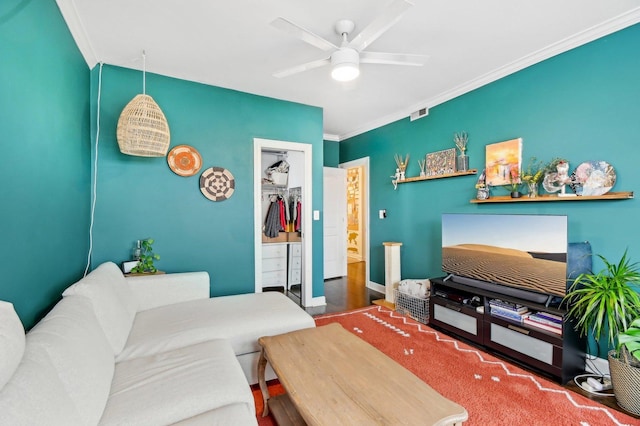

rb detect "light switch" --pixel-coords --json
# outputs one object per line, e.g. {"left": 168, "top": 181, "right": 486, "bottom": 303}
{"left": 313, "top": 210, "right": 320, "bottom": 221}
{"left": 379, "top": 209, "right": 386, "bottom": 219}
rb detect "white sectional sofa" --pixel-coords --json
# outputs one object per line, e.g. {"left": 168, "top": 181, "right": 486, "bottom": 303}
{"left": 0, "top": 262, "right": 315, "bottom": 425}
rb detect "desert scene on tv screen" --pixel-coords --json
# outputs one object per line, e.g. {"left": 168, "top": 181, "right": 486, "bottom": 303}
{"left": 442, "top": 214, "right": 568, "bottom": 297}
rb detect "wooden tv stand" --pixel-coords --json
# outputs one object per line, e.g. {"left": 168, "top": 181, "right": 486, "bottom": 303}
{"left": 428, "top": 277, "right": 585, "bottom": 384}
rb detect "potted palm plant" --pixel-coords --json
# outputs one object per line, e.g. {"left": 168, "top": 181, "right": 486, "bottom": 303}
{"left": 563, "top": 249, "right": 640, "bottom": 414}
{"left": 609, "top": 317, "right": 640, "bottom": 415}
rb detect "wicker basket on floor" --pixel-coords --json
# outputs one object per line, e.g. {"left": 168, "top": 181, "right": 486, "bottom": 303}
{"left": 608, "top": 350, "right": 640, "bottom": 416}
{"left": 117, "top": 94, "right": 170, "bottom": 157}
{"left": 394, "top": 289, "right": 429, "bottom": 325}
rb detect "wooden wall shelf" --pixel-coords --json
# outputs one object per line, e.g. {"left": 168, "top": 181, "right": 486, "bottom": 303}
{"left": 470, "top": 191, "right": 634, "bottom": 204}
{"left": 397, "top": 169, "right": 478, "bottom": 184}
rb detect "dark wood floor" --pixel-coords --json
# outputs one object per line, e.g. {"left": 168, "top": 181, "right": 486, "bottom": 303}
{"left": 286, "top": 261, "right": 383, "bottom": 316}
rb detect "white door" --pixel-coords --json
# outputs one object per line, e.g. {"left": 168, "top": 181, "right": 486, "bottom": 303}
{"left": 323, "top": 167, "right": 347, "bottom": 279}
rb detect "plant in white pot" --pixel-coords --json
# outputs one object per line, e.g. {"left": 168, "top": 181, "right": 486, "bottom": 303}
{"left": 609, "top": 317, "right": 640, "bottom": 415}
{"left": 563, "top": 249, "right": 640, "bottom": 415}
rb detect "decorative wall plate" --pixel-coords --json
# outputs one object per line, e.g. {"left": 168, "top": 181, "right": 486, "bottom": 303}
{"left": 167, "top": 145, "right": 202, "bottom": 177}
{"left": 199, "top": 167, "right": 235, "bottom": 201}
{"left": 570, "top": 161, "right": 616, "bottom": 196}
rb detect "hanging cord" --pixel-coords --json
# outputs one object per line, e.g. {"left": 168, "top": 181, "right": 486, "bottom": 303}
{"left": 142, "top": 50, "right": 146, "bottom": 94}
{"left": 84, "top": 62, "right": 104, "bottom": 277}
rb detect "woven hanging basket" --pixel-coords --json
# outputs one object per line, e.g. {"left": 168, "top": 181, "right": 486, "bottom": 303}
{"left": 117, "top": 94, "right": 170, "bottom": 157}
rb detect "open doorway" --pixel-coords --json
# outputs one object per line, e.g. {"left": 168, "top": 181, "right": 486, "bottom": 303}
{"left": 253, "top": 138, "right": 313, "bottom": 307}
{"left": 340, "top": 157, "right": 370, "bottom": 291}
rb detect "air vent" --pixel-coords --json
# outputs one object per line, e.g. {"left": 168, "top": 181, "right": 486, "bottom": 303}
{"left": 410, "top": 107, "right": 429, "bottom": 121}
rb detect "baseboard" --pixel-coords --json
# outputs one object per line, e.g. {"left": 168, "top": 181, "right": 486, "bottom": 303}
{"left": 585, "top": 355, "right": 610, "bottom": 376}
{"left": 306, "top": 296, "right": 326, "bottom": 307}
{"left": 367, "top": 281, "right": 385, "bottom": 295}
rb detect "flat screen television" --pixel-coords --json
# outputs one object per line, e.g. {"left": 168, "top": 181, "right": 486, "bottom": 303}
{"left": 441, "top": 213, "right": 568, "bottom": 302}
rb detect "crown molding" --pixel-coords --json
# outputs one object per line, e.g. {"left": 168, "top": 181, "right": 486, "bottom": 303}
{"left": 56, "top": 0, "right": 98, "bottom": 68}
{"left": 323, "top": 133, "right": 340, "bottom": 142}
{"left": 338, "top": 9, "right": 640, "bottom": 142}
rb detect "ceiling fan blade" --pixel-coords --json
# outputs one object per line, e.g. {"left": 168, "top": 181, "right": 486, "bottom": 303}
{"left": 360, "top": 51, "right": 428, "bottom": 66}
{"left": 273, "top": 57, "right": 331, "bottom": 78}
{"left": 271, "top": 17, "right": 338, "bottom": 52}
{"left": 348, "top": 0, "right": 413, "bottom": 52}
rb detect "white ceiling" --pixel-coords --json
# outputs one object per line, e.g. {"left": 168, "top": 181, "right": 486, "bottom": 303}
{"left": 56, "top": 0, "right": 640, "bottom": 141}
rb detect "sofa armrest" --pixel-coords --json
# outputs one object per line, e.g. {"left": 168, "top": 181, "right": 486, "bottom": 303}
{"left": 125, "top": 272, "right": 210, "bottom": 312}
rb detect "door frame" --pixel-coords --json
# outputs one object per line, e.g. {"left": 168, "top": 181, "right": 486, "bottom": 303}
{"left": 254, "top": 138, "right": 314, "bottom": 307}
{"left": 339, "top": 157, "right": 372, "bottom": 291}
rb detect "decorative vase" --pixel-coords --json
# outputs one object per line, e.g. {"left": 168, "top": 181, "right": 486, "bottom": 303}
{"left": 527, "top": 182, "right": 539, "bottom": 198}
{"left": 457, "top": 154, "right": 469, "bottom": 172}
{"left": 510, "top": 191, "right": 521, "bottom": 198}
{"left": 476, "top": 188, "right": 490, "bottom": 200}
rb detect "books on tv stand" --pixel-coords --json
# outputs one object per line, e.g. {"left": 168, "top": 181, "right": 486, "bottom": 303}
{"left": 429, "top": 277, "right": 585, "bottom": 384}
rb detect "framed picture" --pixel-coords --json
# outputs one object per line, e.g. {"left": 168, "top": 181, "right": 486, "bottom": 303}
{"left": 426, "top": 148, "right": 456, "bottom": 176}
{"left": 485, "top": 138, "right": 523, "bottom": 186}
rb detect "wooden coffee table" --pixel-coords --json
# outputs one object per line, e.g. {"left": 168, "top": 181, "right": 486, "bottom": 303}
{"left": 258, "top": 323, "right": 468, "bottom": 425}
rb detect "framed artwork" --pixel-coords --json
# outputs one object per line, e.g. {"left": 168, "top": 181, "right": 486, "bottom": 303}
{"left": 426, "top": 148, "right": 456, "bottom": 176}
{"left": 485, "top": 138, "right": 523, "bottom": 186}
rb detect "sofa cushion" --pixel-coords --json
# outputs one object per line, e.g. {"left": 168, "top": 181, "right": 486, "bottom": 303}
{"left": 118, "top": 291, "right": 315, "bottom": 361}
{"left": 63, "top": 262, "right": 136, "bottom": 354}
{"left": 0, "top": 301, "right": 25, "bottom": 389}
{"left": 101, "top": 339, "right": 255, "bottom": 426}
{"left": 28, "top": 295, "right": 114, "bottom": 425}
{"left": 0, "top": 335, "right": 83, "bottom": 426}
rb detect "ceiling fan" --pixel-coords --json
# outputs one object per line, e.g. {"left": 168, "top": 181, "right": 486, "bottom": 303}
{"left": 271, "top": 0, "right": 428, "bottom": 82}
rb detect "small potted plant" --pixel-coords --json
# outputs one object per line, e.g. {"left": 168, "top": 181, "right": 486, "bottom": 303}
{"left": 130, "top": 238, "right": 160, "bottom": 274}
{"left": 521, "top": 157, "right": 544, "bottom": 198}
{"left": 503, "top": 165, "right": 522, "bottom": 198}
{"left": 563, "top": 249, "right": 640, "bottom": 414}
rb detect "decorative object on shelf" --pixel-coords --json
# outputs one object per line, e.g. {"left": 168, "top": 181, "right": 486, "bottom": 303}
{"left": 391, "top": 168, "right": 401, "bottom": 190}
{"left": 426, "top": 148, "right": 456, "bottom": 176}
{"left": 485, "top": 138, "right": 522, "bottom": 186}
{"left": 570, "top": 161, "right": 616, "bottom": 196}
{"left": 542, "top": 159, "right": 576, "bottom": 197}
{"left": 454, "top": 131, "right": 469, "bottom": 172}
{"left": 475, "top": 169, "right": 490, "bottom": 200}
{"left": 199, "top": 167, "right": 235, "bottom": 201}
{"left": 563, "top": 250, "right": 640, "bottom": 412}
{"left": 265, "top": 157, "right": 289, "bottom": 186}
{"left": 394, "top": 154, "right": 409, "bottom": 180}
{"left": 167, "top": 145, "right": 202, "bottom": 177}
{"left": 521, "top": 157, "right": 544, "bottom": 198}
{"left": 417, "top": 158, "right": 427, "bottom": 177}
{"left": 116, "top": 51, "right": 171, "bottom": 157}
{"left": 504, "top": 166, "right": 522, "bottom": 198}
{"left": 130, "top": 238, "right": 160, "bottom": 274}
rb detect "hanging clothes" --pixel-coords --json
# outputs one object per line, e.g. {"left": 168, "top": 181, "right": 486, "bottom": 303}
{"left": 295, "top": 200, "right": 302, "bottom": 232}
{"left": 264, "top": 197, "right": 281, "bottom": 237}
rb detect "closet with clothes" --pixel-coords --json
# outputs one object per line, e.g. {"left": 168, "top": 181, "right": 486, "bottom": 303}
{"left": 261, "top": 150, "right": 304, "bottom": 299}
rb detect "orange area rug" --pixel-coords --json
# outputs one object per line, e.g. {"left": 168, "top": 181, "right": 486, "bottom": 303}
{"left": 254, "top": 305, "right": 639, "bottom": 425}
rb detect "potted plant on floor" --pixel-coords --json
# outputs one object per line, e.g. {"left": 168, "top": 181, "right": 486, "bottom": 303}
{"left": 130, "top": 238, "right": 160, "bottom": 274}
{"left": 563, "top": 249, "right": 640, "bottom": 414}
{"left": 609, "top": 317, "right": 640, "bottom": 415}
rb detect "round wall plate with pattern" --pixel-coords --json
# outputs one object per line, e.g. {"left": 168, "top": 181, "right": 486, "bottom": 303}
{"left": 199, "top": 167, "right": 235, "bottom": 201}
{"left": 570, "top": 160, "right": 616, "bottom": 196}
{"left": 167, "top": 145, "right": 202, "bottom": 177}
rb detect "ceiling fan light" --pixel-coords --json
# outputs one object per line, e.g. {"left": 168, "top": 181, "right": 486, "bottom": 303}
{"left": 331, "top": 48, "right": 360, "bottom": 82}
{"left": 332, "top": 63, "right": 360, "bottom": 82}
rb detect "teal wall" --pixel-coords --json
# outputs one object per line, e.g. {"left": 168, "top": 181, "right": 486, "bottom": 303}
{"left": 89, "top": 65, "right": 325, "bottom": 298}
{"left": 341, "top": 24, "right": 640, "bottom": 290}
{"left": 323, "top": 140, "right": 340, "bottom": 167}
{"left": 0, "top": 0, "right": 90, "bottom": 328}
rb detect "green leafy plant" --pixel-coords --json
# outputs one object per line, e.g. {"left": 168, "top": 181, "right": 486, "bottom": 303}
{"left": 131, "top": 238, "right": 160, "bottom": 274}
{"left": 543, "top": 157, "right": 568, "bottom": 175}
{"left": 521, "top": 157, "right": 544, "bottom": 184}
{"left": 618, "top": 317, "right": 640, "bottom": 365}
{"left": 503, "top": 166, "right": 522, "bottom": 193}
{"left": 563, "top": 250, "right": 640, "bottom": 349}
